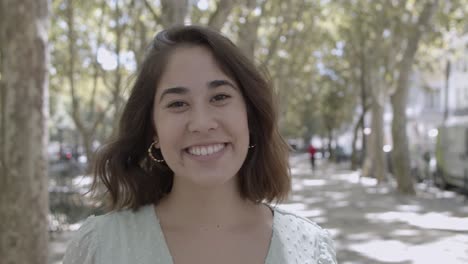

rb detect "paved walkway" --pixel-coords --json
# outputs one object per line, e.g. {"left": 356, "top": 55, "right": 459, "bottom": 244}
{"left": 284, "top": 153, "right": 468, "bottom": 264}
{"left": 49, "top": 153, "right": 468, "bottom": 263}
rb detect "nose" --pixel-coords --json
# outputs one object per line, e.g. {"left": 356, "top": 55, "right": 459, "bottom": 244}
{"left": 187, "top": 104, "right": 219, "bottom": 133}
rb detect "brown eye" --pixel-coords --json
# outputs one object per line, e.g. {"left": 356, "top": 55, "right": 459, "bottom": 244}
{"left": 167, "top": 101, "right": 188, "bottom": 108}
{"left": 211, "top": 94, "right": 231, "bottom": 102}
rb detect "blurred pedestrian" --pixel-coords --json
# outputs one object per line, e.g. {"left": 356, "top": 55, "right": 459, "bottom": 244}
{"left": 308, "top": 143, "right": 317, "bottom": 170}
{"left": 63, "top": 25, "right": 336, "bottom": 264}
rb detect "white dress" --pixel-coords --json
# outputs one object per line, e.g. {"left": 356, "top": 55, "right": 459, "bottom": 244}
{"left": 63, "top": 204, "right": 337, "bottom": 264}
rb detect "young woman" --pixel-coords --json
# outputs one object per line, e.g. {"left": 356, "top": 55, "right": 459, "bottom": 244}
{"left": 63, "top": 25, "right": 336, "bottom": 264}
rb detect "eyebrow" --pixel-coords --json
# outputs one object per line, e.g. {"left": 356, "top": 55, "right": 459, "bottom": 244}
{"left": 158, "top": 79, "right": 237, "bottom": 103}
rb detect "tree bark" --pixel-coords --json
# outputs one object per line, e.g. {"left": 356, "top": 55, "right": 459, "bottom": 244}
{"left": 351, "top": 40, "right": 370, "bottom": 170}
{"left": 130, "top": 0, "right": 148, "bottom": 67}
{"left": 368, "top": 71, "right": 387, "bottom": 182}
{"left": 361, "top": 123, "right": 374, "bottom": 178}
{"left": 65, "top": 0, "right": 92, "bottom": 161}
{"left": 0, "top": 0, "right": 50, "bottom": 263}
{"left": 161, "top": 0, "right": 188, "bottom": 27}
{"left": 143, "top": 0, "right": 164, "bottom": 26}
{"left": 326, "top": 127, "right": 334, "bottom": 161}
{"left": 111, "top": 0, "right": 125, "bottom": 137}
{"left": 351, "top": 111, "right": 365, "bottom": 169}
{"left": 370, "top": 92, "right": 386, "bottom": 182}
{"left": 390, "top": 0, "right": 438, "bottom": 194}
{"left": 237, "top": 0, "right": 265, "bottom": 58}
{"left": 208, "top": 0, "right": 237, "bottom": 30}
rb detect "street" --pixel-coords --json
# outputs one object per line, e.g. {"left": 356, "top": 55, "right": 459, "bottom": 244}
{"left": 49, "top": 154, "right": 468, "bottom": 263}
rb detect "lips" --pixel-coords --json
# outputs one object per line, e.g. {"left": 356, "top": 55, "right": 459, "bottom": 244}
{"left": 186, "top": 143, "right": 226, "bottom": 156}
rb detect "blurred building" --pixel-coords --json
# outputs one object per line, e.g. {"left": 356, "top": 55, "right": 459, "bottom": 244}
{"left": 406, "top": 32, "right": 468, "bottom": 163}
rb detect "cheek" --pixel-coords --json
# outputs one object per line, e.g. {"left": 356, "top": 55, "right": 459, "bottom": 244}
{"left": 233, "top": 109, "right": 250, "bottom": 142}
{"left": 154, "top": 114, "right": 185, "bottom": 148}
{"left": 239, "top": 104, "right": 250, "bottom": 131}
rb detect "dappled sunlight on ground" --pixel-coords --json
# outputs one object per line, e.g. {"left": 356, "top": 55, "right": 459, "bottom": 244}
{"left": 348, "top": 235, "right": 468, "bottom": 264}
{"left": 415, "top": 183, "right": 460, "bottom": 199}
{"left": 395, "top": 204, "right": 423, "bottom": 212}
{"left": 278, "top": 204, "right": 324, "bottom": 218}
{"left": 292, "top": 179, "right": 327, "bottom": 192}
{"left": 366, "top": 211, "right": 468, "bottom": 231}
{"left": 284, "top": 153, "right": 468, "bottom": 263}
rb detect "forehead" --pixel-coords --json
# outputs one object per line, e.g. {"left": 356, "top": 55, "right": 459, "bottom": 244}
{"left": 157, "top": 45, "right": 233, "bottom": 89}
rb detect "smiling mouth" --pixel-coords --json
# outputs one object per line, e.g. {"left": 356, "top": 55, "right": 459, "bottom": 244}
{"left": 185, "top": 143, "right": 227, "bottom": 156}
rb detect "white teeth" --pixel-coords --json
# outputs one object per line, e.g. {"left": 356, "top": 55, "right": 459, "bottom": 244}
{"left": 187, "top": 144, "right": 225, "bottom": 156}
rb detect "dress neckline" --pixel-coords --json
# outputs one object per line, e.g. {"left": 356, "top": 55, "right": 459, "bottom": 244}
{"left": 145, "top": 203, "right": 277, "bottom": 264}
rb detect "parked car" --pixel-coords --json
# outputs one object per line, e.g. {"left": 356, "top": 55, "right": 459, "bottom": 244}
{"left": 434, "top": 116, "right": 468, "bottom": 191}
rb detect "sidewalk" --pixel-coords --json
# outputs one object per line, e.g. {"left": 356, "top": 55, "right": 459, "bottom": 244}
{"left": 283, "top": 154, "right": 468, "bottom": 264}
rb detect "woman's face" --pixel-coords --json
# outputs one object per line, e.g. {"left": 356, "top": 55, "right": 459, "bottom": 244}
{"left": 153, "top": 45, "right": 250, "bottom": 188}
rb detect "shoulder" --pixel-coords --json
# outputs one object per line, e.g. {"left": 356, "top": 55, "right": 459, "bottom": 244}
{"left": 99, "top": 205, "right": 152, "bottom": 227}
{"left": 63, "top": 215, "right": 100, "bottom": 264}
{"left": 271, "top": 206, "right": 337, "bottom": 264}
{"left": 272, "top": 206, "right": 328, "bottom": 237}
{"left": 63, "top": 205, "right": 154, "bottom": 264}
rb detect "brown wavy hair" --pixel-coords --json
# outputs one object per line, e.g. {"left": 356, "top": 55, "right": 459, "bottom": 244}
{"left": 91, "top": 25, "right": 291, "bottom": 211}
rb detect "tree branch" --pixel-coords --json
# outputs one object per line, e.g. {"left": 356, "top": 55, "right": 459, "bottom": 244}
{"left": 88, "top": 0, "right": 107, "bottom": 121}
{"left": 393, "top": 0, "right": 438, "bottom": 96}
{"left": 261, "top": 0, "right": 306, "bottom": 68}
{"left": 91, "top": 100, "right": 114, "bottom": 133}
{"left": 208, "top": 0, "right": 237, "bottom": 30}
{"left": 65, "top": 0, "right": 84, "bottom": 131}
{"left": 143, "top": 0, "right": 164, "bottom": 25}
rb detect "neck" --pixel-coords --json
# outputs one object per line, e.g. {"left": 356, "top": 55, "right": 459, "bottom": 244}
{"left": 156, "top": 177, "right": 263, "bottom": 230}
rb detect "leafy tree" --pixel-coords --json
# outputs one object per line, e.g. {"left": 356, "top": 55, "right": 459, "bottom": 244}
{"left": 389, "top": 0, "right": 439, "bottom": 193}
{"left": 46, "top": 0, "right": 468, "bottom": 195}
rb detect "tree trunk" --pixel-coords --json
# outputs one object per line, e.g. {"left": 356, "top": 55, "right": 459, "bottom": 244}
{"left": 0, "top": 0, "right": 50, "bottom": 263}
{"left": 237, "top": 0, "right": 265, "bottom": 58}
{"left": 361, "top": 124, "right": 374, "bottom": 178}
{"left": 390, "top": 0, "right": 437, "bottom": 194}
{"left": 327, "top": 128, "right": 334, "bottom": 161}
{"left": 161, "top": 0, "right": 189, "bottom": 27}
{"left": 82, "top": 131, "right": 94, "bottom": 164}
{"left": 65, "top": 0, "right": 114, "bottom": 163}
{"left": 351, "top": 111, "right": 365, "bottom": 169}
{"left": 208, "top": 0, "right": 237, "bottom": 30}
{"left": 391, "top": 74, "right": 414, "bottom": 193}
{"left": 131, "top": 0, "right": 148, "bottom": 68}
{"left": 111, "top": 0, "right": 124, "bottom": 136}
{"left": 367, "top": 70, "right": 387, "bottom": 182}
{"left": 370, "top": 93, "right": 386, "bottom": 182}
{"left": 350, "top": 16, "right": 370, "bottom": 171}
{"left": 443, "top": 60, "right": 451, "bottom": 121}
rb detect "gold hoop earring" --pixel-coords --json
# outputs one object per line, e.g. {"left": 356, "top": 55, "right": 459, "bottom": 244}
{"left": 148, "top": 141, "right": 165, "bottom": 163}
{"left": 249, "top": 144, "right": 256, "bottom": 149}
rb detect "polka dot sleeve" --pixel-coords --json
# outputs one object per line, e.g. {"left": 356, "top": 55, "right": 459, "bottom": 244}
{"left": 318, "top": 229, "right": 337, "bottom": 264}
{"left": 62, "top": 216, "right": 98, "bottom": 264}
